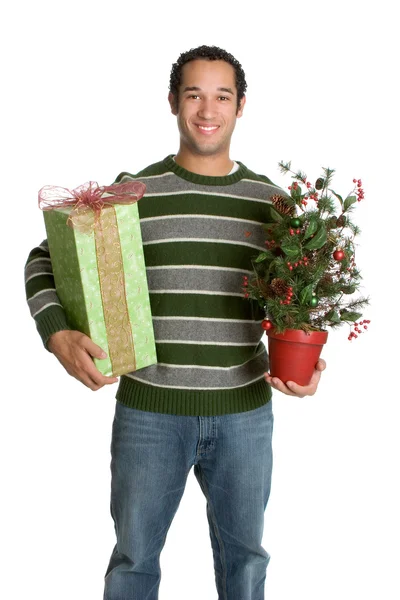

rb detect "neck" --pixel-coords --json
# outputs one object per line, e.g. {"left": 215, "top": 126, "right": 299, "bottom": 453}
{"left": 174, "top": 149, "right": 234, "bottom": 177}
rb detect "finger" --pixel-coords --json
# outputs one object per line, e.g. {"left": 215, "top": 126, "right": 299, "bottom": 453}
{"left": 78, "top": 372, "right": 105, "bottom": 391}
{"left": 68, "top": 351, "right": 118, "bottom": 388}
{"left": 79, "top": 340, "right": 119, "bottom": 384}
{"left": 81, "top": 335, "right": 108, "bottom": 360}
{"left": 315, "top": 358, "right": 327, "bottom": 371}
{"left": 84, "top": 361, "right": 119, "bottom": 387}
{"left": 286, "top": 367, "right": 322, "bottom": 396}
{"left": 79, "top": 372, "right": 118, "bottom": 391}
{"left": 264, "top": 369, "right": 318, "bottom": 396}
{"left": 264, "top": 373, "right": 299, "bottom": 396}
{"left": 285, "top": 380, "right": 311, "bottom": 396}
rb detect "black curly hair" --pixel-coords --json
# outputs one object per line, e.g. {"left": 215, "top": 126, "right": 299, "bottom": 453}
{"left": 169, "top": 45, "right": 247, "bottom": 112}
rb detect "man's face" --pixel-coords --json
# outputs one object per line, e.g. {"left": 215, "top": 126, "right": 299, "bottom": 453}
{"left": 168, "top": 59, "right": 245, "bottom": 158}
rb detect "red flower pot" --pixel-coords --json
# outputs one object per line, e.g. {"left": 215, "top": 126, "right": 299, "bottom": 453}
{"left": 266, "top": 328, "right": 328, "bottom": 386}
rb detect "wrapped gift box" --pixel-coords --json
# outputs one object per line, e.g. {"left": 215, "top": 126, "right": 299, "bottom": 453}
{"left": 40, "top": 181, "right": 157, "bottom": 377}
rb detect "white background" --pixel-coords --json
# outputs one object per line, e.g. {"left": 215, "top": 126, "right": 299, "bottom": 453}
{"left": 2, "top": 0, "right": 398, "bottom": 598}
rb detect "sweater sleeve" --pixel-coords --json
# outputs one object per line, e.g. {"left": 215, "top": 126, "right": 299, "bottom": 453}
{"left": 24, "top": 239, "right": 71, "bottom": 349}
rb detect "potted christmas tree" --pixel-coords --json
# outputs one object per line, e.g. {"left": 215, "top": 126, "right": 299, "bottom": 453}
{"left": 246, "top": 161, "right": 369, "bottom": 386}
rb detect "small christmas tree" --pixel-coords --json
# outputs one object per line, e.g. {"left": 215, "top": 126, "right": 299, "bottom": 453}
{"left": 247, "top": 162, "right": 369, "bottom": 339}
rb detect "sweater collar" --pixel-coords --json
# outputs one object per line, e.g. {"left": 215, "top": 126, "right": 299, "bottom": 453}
{"left": 163, "top": 154, "right": 247, "bottom": 186}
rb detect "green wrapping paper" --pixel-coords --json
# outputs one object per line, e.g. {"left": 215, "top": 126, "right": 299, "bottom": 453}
{"left": 41, "top": 185, "right": 157, "bottom": 377}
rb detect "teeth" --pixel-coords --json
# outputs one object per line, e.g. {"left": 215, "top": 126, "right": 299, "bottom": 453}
{"left": 198, "top": 125, "right": 218, "bottom": 131}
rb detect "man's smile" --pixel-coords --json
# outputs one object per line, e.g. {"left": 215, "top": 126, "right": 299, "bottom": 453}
{"left": 195, "top": 124, "right": 220, "bottom": 134}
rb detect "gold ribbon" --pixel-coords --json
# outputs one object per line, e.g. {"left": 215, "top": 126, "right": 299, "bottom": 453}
{"left": 94, "top": 206, "right": 136, "bottom": 376}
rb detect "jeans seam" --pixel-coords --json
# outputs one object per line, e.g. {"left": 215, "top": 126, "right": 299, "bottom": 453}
{"left": 196, "top": 463, "right": 228, "bottom": 600}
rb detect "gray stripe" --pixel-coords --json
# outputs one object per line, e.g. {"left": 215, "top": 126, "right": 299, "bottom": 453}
{"left": 121, "top": 172, "right": 284, "bottom": 202}
{"left": 25, "top": 260, "right": 54, "bottom": 281}
{"left": 153, "top": 318, "right": 263, "bottom": 344}
{"left": 126, "top": 347, "right": 269, "bottom": 389}
{"left": 140, "top": 216, "right": 267, "bottom": 250}
{"left": 32, "top": 302, "right": 63, "bottom": 318}
{"left": 27, "top": 289, "right": 61, "bottom": 316}
{"left": 147, "top": 267, "right": 249, "bottom": 294}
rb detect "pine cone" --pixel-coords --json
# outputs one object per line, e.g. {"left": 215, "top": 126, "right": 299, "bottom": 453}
{"left": 320, "top": 274, "right": 333, "bottom": 286}
{"left": 252, "top": 278, "right": 273, "bottom": 298}
{"left": 327, "top": 216, "right": 338, "bottom": 229}
{"left": 271, "top": 278, "right": 289, "bottom": 297}
{"left": 271, "top": 194, "right": 295, "bottom": 216}
{"left": 337, "top": 214, "right": 346, "bottom": 227}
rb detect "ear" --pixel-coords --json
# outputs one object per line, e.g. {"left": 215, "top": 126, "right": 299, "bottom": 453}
{"left": 168, "top": 92, "right": 178, "bottom": 115}
{"left": 236, "top": 94, "right": 246, "bottom": 118}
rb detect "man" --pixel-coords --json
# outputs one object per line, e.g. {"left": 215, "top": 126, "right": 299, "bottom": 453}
{"left": 25, "top": 45, "right": 325, "bottom": 600}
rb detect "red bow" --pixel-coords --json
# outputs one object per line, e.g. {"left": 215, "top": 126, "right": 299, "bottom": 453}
{"left": 39, "top": 180, "right": 146, "bottom": 233}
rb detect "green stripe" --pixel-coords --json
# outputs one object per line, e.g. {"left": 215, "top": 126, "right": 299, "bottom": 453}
{"left": 138, "top": 193, "right": 273, "bottom": 222}
{"left": 35, "top": 305, "right": 70, "bottom": 349}
{"left": 25, "top": 247, "right": 50, "bottom": 263}
{"left": 117, "top": 161, "right": 170, "bottom": 181}
{"left": 26, "top": 274, "right": 55, "bottom": 299}
{"left": 150, "top": 293, "right": 263, "bottom": 320}
{"left": 144, "top": 241, "right": 259, "bottom": 270}
{"left": 155, "top": 342, "right": 260, "bottom": 367}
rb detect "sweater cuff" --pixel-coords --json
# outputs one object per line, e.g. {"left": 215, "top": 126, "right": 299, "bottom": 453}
{"left": 35, "top": 305, "right": 71, "bottom": 351}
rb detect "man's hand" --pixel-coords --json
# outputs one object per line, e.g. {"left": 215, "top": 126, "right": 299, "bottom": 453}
{"left": 264, "top": 358, "right": 326, "bottom": 397}
{"left": 47, "top": 330, "right": 119, "bottom": 391}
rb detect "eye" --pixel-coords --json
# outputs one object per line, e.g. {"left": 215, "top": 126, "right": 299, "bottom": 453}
{"left": 218, "top": 96, "right": 229, "bottom": 101}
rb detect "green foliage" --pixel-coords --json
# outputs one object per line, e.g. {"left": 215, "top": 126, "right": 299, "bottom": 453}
{"left": 270, "top": 207, "right": 284, "bottom": 222}
{"left": 247, "top": 163, "right": 369, "bottom": 333}
{"left": 304, "top": 226, "right": 327, "bottom": 250}
{"left": 344, "top": 195, "right": 357, "bottom": 211}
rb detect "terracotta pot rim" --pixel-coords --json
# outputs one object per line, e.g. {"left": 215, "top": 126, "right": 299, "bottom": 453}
{"left": 266, "top": 327, "right": 328, "bottom": 345}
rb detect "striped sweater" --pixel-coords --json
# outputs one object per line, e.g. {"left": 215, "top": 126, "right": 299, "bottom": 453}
{"left": 25, "top": 154, "right": 284, "bottom": 416}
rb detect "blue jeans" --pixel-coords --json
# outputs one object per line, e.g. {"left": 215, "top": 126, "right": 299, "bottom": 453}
{"left": 104, "top": 399, "right": 274, "bottom": 600}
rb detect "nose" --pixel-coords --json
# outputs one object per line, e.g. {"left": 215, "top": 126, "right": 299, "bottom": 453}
{"left": 197, "top": 98, "right": 216, "bottom": 120}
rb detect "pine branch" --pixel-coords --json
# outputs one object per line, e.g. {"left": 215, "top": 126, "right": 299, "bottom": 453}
{"left": 294, "top": 170, "right": 308, "bottom": 184}
{"left": 322, "top": 167, "right": 335, "bottom": 188}
{"left": 278, "top": 161, "right": 291, "bottom": 174}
